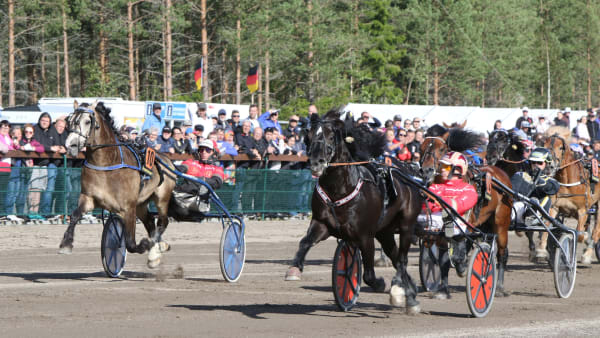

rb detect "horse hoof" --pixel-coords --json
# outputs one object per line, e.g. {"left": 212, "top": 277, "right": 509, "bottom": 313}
{"left": 495, "top": 289, "right": 510, "bottom": 297}
{"left": 148, "top": 244, "right": 162, "bottom": 262}
{"left": 367, "top": 277, "right": 386, "bottom": 293}
{"left": 147, "top": 258, "right": 161, "bottom": 269}
{"left": 432, "top": 291, "right": 450, "bottom": 300}
{"left": 389, "top": 285, "right": 405, "bottom": 307}
{"left": 58, "top": 246, "right": 72, "bottom": 255}
{"left": 535, "top": 249, "right": 548, "bottom": 260}
{"left": 581, "top": 254, "right": 593, "bottom": 265}
{"left": 578, "top": 232, "right": 588, "bottom": 243}
{"left": 158, "top": 241, "right": 170, "bottom": 253}
{"left": 284, "top": 267, "right": 301, "bottom": 281}
{"left": 406, "top": 304, "right": 421, "bottom": 316}
{"left": 515, "top": 231, "right": 525, "bottom": 237}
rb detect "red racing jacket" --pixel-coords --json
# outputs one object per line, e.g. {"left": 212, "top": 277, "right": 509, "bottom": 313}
{"left": 181, "top": 159, "right": 225, "bottom": 181}
{"left": 424, "top": 178, "right": 478, "bottom": 215}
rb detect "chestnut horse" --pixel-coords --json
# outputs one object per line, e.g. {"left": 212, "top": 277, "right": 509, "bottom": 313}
{"left": 59, "top": 102, "right": 176, "bottom": 268}
{"left": 420, "top": 124, "right": 513, "bottom": 296}
{"left": 542, "top": 126, "right": 600, "bottom": 264}
{"left": 285, "top": 108, "right": 424, "bottom": 313}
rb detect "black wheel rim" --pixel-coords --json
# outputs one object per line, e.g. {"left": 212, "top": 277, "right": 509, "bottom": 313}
{"left": 102, "top": 218, "right": 126, "bottom": 277}
{"left": 420, "top": 243, "right": 441, "bottom": 292}
{"left": 333, "top": 242, "right": 361, "bottom": 311}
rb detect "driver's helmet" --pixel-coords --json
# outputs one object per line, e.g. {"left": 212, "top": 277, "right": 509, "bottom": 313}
{"left": 529, "top": 147, "right": 552, "bottom": 163}
{"left": 440, "top": 151, "right": 468, "bottom": 176}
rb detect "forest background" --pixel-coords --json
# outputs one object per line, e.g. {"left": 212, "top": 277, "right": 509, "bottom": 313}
{"left": 1, "top": 0, "right": 599, "bottom": 118}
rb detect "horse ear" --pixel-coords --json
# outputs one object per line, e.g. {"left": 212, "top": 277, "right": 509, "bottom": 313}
{"left": 443, "top": 122, "right": 450, "bottom": 128}
{"left": 73, "top": 100, "right": 79, "bottom": 110}
{"left": 487, "top": 130, "right": 490, "bottom": 136}
{"left": 91, "top": 101, "right": 98, "bottom": 112}
{"left": 459, "top": 120, "right": 467, "bottom": 129}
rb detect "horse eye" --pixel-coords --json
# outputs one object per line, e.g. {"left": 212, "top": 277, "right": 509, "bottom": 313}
{"left": 85, "top": 120, "right": 91, "bottom": 125}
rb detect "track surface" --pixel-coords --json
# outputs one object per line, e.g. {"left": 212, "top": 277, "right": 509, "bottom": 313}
{"left": 1, "top": 219, "right": 599, "bottom": 337}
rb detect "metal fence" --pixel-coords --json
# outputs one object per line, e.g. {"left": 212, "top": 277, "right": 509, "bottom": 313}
{"left": 0, "top": 166, "right": 316, "bottom": 221}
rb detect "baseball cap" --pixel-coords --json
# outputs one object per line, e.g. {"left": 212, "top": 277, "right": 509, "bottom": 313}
{"left": 218, "top": 109, "right": 227, "bottom": 115}
{"left": 197, "top": 102, "right": 207, "bottom": 110}
{"left": 564, "top": 107, "right": 572, "bottom": 113}
{"left": 153, "top": 102, "right": 162, "bottom": 110}
{"left": 130, "top": 129, "right": 139, "bottom": 135}
{"left": 185, "top": 127, "right": 194, "bottom": 135}
{"left": 162, "top": 126, "right": 171, "bottom": 133}
{"left": 198, "top": 139, "right": 214, "bottom": 150}
{"left": 194, "top": 124, "right": 204, "bottom": 132}
{"left": 522, "top": 106, "right": 529, "bottom": 111}
{"left": 393, "top": 114, "right": 402, "bottom": 121}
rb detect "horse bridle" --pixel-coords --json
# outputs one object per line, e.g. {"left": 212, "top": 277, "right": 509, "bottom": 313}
{"left": 547, "top": 133, "right": 566, "bottom": 176}
{"left": 309, "top": 121, "right": 341, "bottom": 167}
{"left": 420, "top": 136, "right": 447, "bottom": 176}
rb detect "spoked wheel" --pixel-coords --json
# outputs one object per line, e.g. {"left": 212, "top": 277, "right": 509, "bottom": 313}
{"left": 332, "top": 240, "right": 362, "bottom": 312}
{"left": 219, "top": 220, "right": 246, "bottom": 283}
{"left": 466, "top": 242, "right": 497, "bottom": 318}
{"left": 595, "top": 241, "right": 600, "bottom": 263}
{"left": 553, "top": 233, "right": 577, "bottom": 298}
{"left": 101, "top": 215, "right": 127, "bottom": 278}
{"left": 419, "top": 241, "right": 441, "bottom": 292}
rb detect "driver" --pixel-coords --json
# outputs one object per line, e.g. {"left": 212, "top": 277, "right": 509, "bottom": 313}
{"left": 511, "top": 147, "right": 559, "bottom": 223}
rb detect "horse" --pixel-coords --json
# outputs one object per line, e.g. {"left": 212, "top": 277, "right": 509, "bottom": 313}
{"left": 285, "top": 108, "right": 424, "bottom": 313}
{"left": 542, "top": 126, "right": 600, "bottom": 264}
{"left": 59, "top": 101, "right": 177, "bottom": 268}
{"left": 420, "top": 124, "right": 513, "bottom": 296}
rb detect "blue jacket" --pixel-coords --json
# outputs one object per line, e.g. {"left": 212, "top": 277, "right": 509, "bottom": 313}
{"left": 156, "top": 136, "right": 174, "bottom": 153}
{"left": 258, "top": 112, "right": 282, "bottom": 133}
{"left": 464, "top": 149, "right": 483, "bottom": 165}
{"left": 218, "top": 141, "right": 238, "bottom": 156}
{"left": 141, "top": 114, "right": 165, "bottom": 133}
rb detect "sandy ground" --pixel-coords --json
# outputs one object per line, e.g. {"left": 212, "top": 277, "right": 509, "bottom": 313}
{"left": 0, "top": 219, "right": 600, "bottom": 337}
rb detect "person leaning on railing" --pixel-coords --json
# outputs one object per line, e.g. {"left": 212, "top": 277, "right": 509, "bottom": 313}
{"left": 0, "top": 120, "right": 15, "bottom": 215}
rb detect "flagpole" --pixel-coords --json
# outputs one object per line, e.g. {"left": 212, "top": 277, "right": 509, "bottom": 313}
{"left": 251, "top": 93, "right": 254, "bottom": 104}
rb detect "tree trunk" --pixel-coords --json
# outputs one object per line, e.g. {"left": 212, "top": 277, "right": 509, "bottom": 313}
{"left": 99, "top": 15, "right": 108, "bottom": 84}
{"left": 258, "top": 65, "right": 262, "bottom": 112}
{"left": 265, "top": 50, "right": 270, "bottom": 111}
{"left": 56, "top": 44, "right": 61, "bottom": 96}
{"left": 481, "top": 78, "right": 485, "bottom": 108}
{"left": 307, "top": 0, "right": 314, "bottom": 102}
{"left": 0, "top": 48, "right": 3, "bottom": 107}
{"left": 433, "top": 55, "right": 439, "bottom": 105}
{"left": 236, "top": 19, "right": 241, "bottom": 104}
{"left": 587, "top": 46, "right": 592, "bottom": 108}
{"left": 8, "top": 0, "right": 15, "bottom": 106}
{"left": 201, "top": 0, "right": 208, "bottom": 101}
{"left": 41, "top": 26, "right": 46, "bottom": 96}
{"left": 127, "top": 1, "right": 136, "bottom": 100}
{"left": 27, "top": 52, "right": 37, "bottom": 104}
{"left": 165, "top": 0, "right": 173, "bottom": 99}
{"left": 62, "top": 1, "right": 70, "bottom": 97}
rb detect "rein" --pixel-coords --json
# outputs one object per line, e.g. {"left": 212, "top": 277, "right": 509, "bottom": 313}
{"left": 328, "top": 161, "right": 370, "bottom": 167}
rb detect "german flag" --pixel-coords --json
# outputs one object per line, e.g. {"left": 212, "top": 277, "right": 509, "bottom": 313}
{"left": 194, "top": 58, "right": 203, "bottom": 90}
{"left": 247, "top": 64, "right": 258, "bottom": 93}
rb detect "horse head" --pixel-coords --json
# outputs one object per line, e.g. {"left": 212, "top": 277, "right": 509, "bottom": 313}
{"left": 65, "top": 101, "right": 112, "bottom": 157}
{"left": 485, "top": 129, "right": 511, "bottom": 165}
{"left": 543, "top": 126, "right": 571, "bottom": 176}
{"left": 307, "top": 108, "right": 347, "bottom": 177}
{"left": 420, "top": 124, "right": 449, "bottom": 184}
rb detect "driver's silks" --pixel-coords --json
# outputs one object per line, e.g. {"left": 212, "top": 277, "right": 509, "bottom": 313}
{"left": 485, "top": 172, "right": 492, "bottom": 200}
{"left": 592, "top": 159, "right": 599, "bottom": 183}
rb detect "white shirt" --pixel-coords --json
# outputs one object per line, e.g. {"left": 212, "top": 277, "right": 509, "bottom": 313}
{"left": 190, "top": 114, "right": 214, "bottom": 136}
{"left": 576, "top": 123, "right": 590, "bottom": 141}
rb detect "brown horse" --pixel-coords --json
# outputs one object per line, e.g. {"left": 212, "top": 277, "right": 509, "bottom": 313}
{"left": 59, "top": 101, "right": 176, "bottom": 268}
{"left": 420, "top": 124, "right": 513, "bottom": 296}
{"left": 542, "top": 126, "right": 600, "bottom": 264}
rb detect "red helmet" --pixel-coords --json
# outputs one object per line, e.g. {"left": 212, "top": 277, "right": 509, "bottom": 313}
{"left": 440, "top": 151, "right": 468, "bottom": 176}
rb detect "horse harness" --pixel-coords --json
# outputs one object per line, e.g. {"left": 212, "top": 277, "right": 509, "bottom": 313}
{"left": 547, "top": 134, "right": 591, "bottom": 206}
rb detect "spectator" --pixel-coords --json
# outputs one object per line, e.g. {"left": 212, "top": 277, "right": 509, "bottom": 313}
{"left": 156, "top": 126, "right": 175, "bottom": 154}
{"left": 412, "top": 117, "right": 423, "bottom": 131}
{"left": 216, "top": 109, "right": 229, "bottom": 130}
{"left": 407, "top": 129, "right": 422, "bottom": 156}
{"left": 253, "top": 127, "right": 270, "bottom": 168}
{"left": 189, "top": 102, "right": 213, "bottom": 136}
{"left": 392, "top": 115, "right": 403, "bottom": 134}
{"left": 219, "top": 130, "right": 238, "bottom": 157}
{"left": 493, "top": 120, "right": 502, "bottom": 130}
{"left": 520, "top": 121, "right": 532, "bottom": 140}
{"left": 142, "top": 103, "right": 166, "bottom": 133}
{"left": 360, "top": 111, "right": 381, "bottom": 131}
{"left": 259, "top": 109, "right": 282, "bottom": 133}
{"left": 554, "top": 111, "right": 568, "bottom": 127}
{"left": 129, "top": 128, "right": 139, "bottom": 140}
{"left": 216, "top": 128, "right": 225, "bottom": 142}
{"left": 515, "top": 107, "right": 533, "bottom": 129}
{"left": 383, "top": 120, "right": 393, "bottom": 132}
{"left": 563, "top": 107, "right": 572, "bottom": 126}
{"left": 172, "top": 127, "right": 192, "bottom": 154}
{"left": 235, "top": 121, "right": 260, "bottom": 169}
{"left": 395, "top": 129, "right": 412, "bottom": 161}
{"left": 31, "top": 113, "right": 65, "bottom": 219}
{"left": 210, "top": 115, "right": 218, "bottom": 130}
{"left": 244, "top": 104, "right": 261, "bottom": 131}
{"left": 575, "top": 116, "right": 591, "bottom": 142}
{"left": 403, "top": 119, "right": 412, "bottom": 131}
{"left": 593, "top": 140, "right": 600, "bottom": 161}
{"left": 119, "top": 125, "right": 130, "bottom": 141}
{"left": 0, "top": 120, "right": 15, "bottom": 214}
{"left": 51, "top": 118, "right": 70, "bottom": 215}
{"left": 281, "top": 137, "right": 303, "bottom": 170}
{"left": 283, "top": 115, "right": 301, "bottom": 140}
{"left": 228, "top": 110, "right": 242, "bottom": 133}
{"left": 185, "top": 128, "right": 198, "bottom": 152}
{"left": 144, "top": 127, "right": 160, "bottom": 151}
{"left": 383, "top": 129, "right": 402, "bottom": 158}
{"left": 586, "top": 109, "right": 600, "bottom": 141}
{"left": 300, "top": 104, "right": 319, "bottom": 130}
{"left": 536, "top": 116, "right": 550, "bottom": 134}
{"left": 193, "top": 124, "right": 205, "bottom": 144}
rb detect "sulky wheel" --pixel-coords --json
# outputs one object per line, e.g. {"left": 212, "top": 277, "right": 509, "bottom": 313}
{"left": 101, "top": 215, "right": 127, "bottom": 278}
{"left": 553, "top": 233, "right": 577, "bottom": 298}
{"left": 219, "top": 220, "right": 246, "bottom": 283}
{"left": 595, "top": 241, "right": 600, "bottom": 263}
{"left": 419, "top": 241, "right": 441, "bottom": 292}
{"left": 332, "top": 240, "right": 362, "bottom": 312}
{"left": 466, "top": 242, "right": 497, "bottom": 318}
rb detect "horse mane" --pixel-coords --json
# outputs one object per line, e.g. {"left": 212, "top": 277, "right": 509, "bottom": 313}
{"left": 447, "top": 128, "right": 485, "bottom": 152}
{"left": 345, "top": 124, "right": 386, "bottom": 160}
{"left": 95, "top": 102, "right": 119, "bottom": 135}
{"left": 544, "top": 125, "right": 571, "bottom": 140}
{"left": 425, "top": 124, "right": 448, "bottom": 137}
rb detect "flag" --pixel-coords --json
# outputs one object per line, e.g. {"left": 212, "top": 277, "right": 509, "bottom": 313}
{"left": 246, "top": 64, "right": 258, "bottom": 93}
{"left": 194, "top": 58, "right": 203, "bottom": 90}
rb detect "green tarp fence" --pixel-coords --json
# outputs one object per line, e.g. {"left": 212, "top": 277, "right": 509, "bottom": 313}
{"left": 0, "top": 166, "right": 316, "bottom": 219}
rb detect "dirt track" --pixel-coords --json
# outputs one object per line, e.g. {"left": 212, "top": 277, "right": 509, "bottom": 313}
{"left": 1, "top": 219, "right": 600, "bottom": 337}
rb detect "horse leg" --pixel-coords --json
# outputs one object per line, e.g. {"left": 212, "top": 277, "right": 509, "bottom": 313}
{"left": 285, "top": 219, "right": 330, "bottom": 281}
{"left": 525, "top": 231, "right": 537, "bottom": 262}
{"left": 536, "top": 207, "right": 558, "bottom": 260}
{"left": 58, "top": 195, "right": 94, "bottom": 254}
{"left": 360, "top": 238, "right": 385, "bottom": 292}
{"left": 494, "top": 208, "right": 511, "bottom": 297}
{"left": 579, "top": 208, "right": 594, "bottom": 264}
{"left": 375, "top": 231, "right": 399, "bottom": 268}
{"left": 123, "top": 208, "right": 153, "bottom": 255}
{"left": 389, "top": 228, "right": 420, "bottom": 314}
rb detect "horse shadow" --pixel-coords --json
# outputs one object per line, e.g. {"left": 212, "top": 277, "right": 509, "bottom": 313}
{"left": 167, "top": 302, "right": 396, "bottom": 319}
{"left": 245, "top": 259, "right": 331, "bottom": 266}
{"left": 0, "top": 271, "right": 154, "bottom": 283}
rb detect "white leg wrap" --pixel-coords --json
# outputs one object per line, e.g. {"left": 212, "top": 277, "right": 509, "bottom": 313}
{"left": 389, "top": 285, "right": 406, "bottom": 307}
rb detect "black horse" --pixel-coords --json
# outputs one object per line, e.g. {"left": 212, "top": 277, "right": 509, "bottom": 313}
{"left": 486, "top": 129, "right": 528, "bottom": 177}
{"left": 285, "top": 108, "right": 423, "bottom": 313}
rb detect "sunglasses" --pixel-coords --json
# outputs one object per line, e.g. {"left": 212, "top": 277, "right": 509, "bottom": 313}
{"left": 441, "top": 164, "right": 453, "bottom": 171}
{"left": 25, "top": 131, "right": 34, "bottom": 134}
{"left": 398, "top": 134, "right": 407, "bottom": 137}
{"left": 198, "top": 147, "right": 213, "bottom": 153}
{"left": 232, "top": 115, "right": 240, "bottom": 118}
